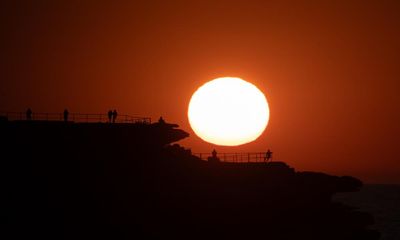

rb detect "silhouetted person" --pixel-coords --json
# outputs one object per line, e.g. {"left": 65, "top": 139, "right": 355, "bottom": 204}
{"left": 26, "top": 108, "right": 32, "bottom": 121}
{"left": 63, "top": 109, "right": 69, "bottom": 122}
{"left": 212, "top": 149, "right": 217, "bottom": 158}
{"left": 108, "top": 110, "right": 113, "bottom": 123}
{"left": 158, "top": 116, "right": 165, "bottom": 124}
{"left": 265, "top": 149, "right": 273, "bottom": 162}
{"left": 208, "top": 149, "right": 220, "bottom": 163}
{"left": 112, "top": 109, "right": 118, "bottom": 123}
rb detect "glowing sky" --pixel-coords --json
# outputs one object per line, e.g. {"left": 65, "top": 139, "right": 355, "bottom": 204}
{"left": 1, "top": 1, "right": 400, "bottom": 183}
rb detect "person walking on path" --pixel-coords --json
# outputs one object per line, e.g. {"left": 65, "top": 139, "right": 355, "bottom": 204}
{"left": 112, "top": 109, "right": 118, "bottom": 123}
{"left": 212, "top": 149, "right": 217, "bottom": 159}
{"left": 265, "top": 149, "right": 273, "bottom": 162}
{"left": 63, "top": 109, "right": 69, "bottom": 122}
{"left": 26, "top": 108, "right": 32, "bottom": 121}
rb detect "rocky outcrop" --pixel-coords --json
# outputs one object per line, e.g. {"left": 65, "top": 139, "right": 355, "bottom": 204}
{"left": 1, "top": 120, "right": 379, "bottom": 240}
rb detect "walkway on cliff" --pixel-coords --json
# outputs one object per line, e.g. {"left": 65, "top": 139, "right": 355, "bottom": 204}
{"left": 194, "top": 152, "right": 271, "bottom": 163}
{"left": 0, "top": 111, "right": 151, "bottom": 124}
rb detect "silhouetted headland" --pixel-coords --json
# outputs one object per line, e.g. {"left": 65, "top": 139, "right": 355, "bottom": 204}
{"left": 1, "top": 116, "right": 380, "bottom": 240}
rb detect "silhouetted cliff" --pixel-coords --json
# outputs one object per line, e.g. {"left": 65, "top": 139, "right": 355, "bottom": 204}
{"left": 0, "top": 120, "right": 379, "bottom": 240}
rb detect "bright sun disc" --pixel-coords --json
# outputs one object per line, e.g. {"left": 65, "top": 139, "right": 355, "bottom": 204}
{"left": 188, "top": 77, "right": 270, "bottom": 146}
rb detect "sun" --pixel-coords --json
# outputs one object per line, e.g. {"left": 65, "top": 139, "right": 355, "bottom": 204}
{"left": 188, "top": 77, "right": 270, "bottom": 146}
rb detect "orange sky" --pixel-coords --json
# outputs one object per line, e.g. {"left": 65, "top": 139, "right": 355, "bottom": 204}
{"left": 1, "top": 1, "right": 400, "bottom": 183}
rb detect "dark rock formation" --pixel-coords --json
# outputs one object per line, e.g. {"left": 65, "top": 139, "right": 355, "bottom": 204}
{"left": 0, "top": 120, "right": 379, "bottom": 240}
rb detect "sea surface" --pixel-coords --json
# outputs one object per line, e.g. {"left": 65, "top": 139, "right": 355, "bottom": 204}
{"left": 334, "top": 184, "right": 400, "bottom": 240}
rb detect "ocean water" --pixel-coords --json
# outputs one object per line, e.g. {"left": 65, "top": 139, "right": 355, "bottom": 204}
{"left": 334, "top": 184, "right": 400, "bottom": 240}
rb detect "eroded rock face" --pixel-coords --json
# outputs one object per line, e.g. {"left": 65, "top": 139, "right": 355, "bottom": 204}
{"left": 1, "top": 121, "right": 379, "bottom": 240}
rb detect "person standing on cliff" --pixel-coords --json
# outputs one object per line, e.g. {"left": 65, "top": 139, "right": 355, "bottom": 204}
{"left": 265, "top": 149, "right": 273, "bottom": 162}
{"left": 212, "top": 149, "right": 217, "bottom": 159}
{"left": 158, "top": 116, "right": 165, "bottom": 124}
{"left": 112, "top": 109, "right": 118, "bottom": 123}
{"left": 26, "top": 108, "right": 32, "bottom": 121}
{"left": 63, "top": 109, "right": 69, "bottom": 122}
{"left": 208, "top": 149, "right": 220, "bottom": 163}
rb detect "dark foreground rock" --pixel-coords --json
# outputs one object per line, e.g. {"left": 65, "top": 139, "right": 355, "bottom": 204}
{"left": 0, "top": 120, "right": 380, "bottom": 240}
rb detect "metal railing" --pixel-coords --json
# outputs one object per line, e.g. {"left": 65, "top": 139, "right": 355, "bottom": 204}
{"left": 0, "top": 111, "right": 151, "bottom": 124}
{"left": 193, "top": 152, "right": 270, "bottom": 163}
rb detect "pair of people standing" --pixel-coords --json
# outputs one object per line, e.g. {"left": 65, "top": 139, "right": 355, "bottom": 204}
{"left": 107, "top": 110, "right": 118, "bottom": 123}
